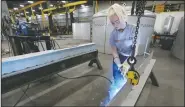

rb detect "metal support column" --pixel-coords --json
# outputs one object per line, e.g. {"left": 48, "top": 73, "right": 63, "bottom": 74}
{"left": 70, "top": 11, "right": 74, "bottom": 34}
{"left": 93, "top": 1, "right": 96, "bottom": 14}
{"left": 65, "top": 8, "right": 69, "bottom": 34}
{"left": 48, "top": 13, "right": 53, "bottom": 34}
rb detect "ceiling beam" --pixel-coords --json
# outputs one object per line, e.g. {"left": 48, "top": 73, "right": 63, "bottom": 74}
{"left": 63, "top": 1, "right": 87, "bottom": 7}
{"left": 43, "top": 1, "right": 87, "bottom": 12}
{"left": 15, "top": 1, "right": 46, "bottom": 13}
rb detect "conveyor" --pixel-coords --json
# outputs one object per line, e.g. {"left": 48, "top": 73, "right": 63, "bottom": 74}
{"left": 2, "top": 43, "right": 159, "bottom": 106}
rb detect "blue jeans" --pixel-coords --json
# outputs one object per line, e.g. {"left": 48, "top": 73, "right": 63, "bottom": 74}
{"left": 113, "top": 54, "right": 128, "bottom": 81}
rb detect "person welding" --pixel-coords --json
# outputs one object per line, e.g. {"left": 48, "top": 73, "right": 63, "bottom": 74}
{"left": 108, "top": 3, "right": 138, "bottom": 83}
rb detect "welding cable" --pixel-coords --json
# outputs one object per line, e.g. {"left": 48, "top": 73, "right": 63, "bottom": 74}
{"left": 56, "top": 73, "right": 113, "bottom": 84}
{"left": 20, "top": 87, "right": 37, "bottom": 106}
{"left": 13, "top": 84, "right": 31, "bottom": 107}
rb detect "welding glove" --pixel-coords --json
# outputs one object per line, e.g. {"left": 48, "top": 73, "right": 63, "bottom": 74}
{"left": 114, "top": 57, "right": 123, "bottom": 72}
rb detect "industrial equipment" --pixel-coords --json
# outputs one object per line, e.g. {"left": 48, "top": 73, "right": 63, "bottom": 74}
{"left": 92, "top": 7, "right": 156, "bottom": 56}
{"left": 8, "top": 36, "right": 52, "bottom": 56}
{"left": 171, "top": 17, "right": 184, "bottom": 60}
{"left": 72, "top": 23, "right": 91, "bottom": 40}
{"left": 154, "top": 15, "right": 177, "bottom": 50}
{"left": 163, "top": 15, "right": 175, "bottom": 34}
{"left": 42, "top": 1, "right": 88, "bottom": 35}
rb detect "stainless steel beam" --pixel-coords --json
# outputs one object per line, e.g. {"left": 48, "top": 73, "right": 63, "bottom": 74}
{"left": 107, "top": 51, "right": 158, "bottom": 106}
{"left": 2, "top": 43, "right": 96, "bottom": 78}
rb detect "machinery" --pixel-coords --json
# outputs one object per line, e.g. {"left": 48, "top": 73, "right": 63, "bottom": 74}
{"left": 154, "top": 15, "right": 177, "bottom": 50}
{"left": 163, "top": 15, "right": 175, "bottom": 34}
{"left": 171, "top": 17, "right": 184, "bottom": 60}
{"left": 2, "top": 16, "right": 54, "bottom": 56}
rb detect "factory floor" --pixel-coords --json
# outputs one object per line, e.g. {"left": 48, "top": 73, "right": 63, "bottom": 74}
{"left": 136, "top": 47, "right": 184, "bottom": 106}
{"left": 1, "top": 39, "right": 184, "bottom": 106}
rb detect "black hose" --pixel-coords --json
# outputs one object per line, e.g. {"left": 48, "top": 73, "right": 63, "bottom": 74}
{"left": 13, "top": 84, "right": 30, "bottom": 107}
{"left": 56, "top": 73, "right": 112, "bottom": 84}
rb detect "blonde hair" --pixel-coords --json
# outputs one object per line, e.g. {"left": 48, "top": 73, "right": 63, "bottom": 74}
{"left": 108, "top": 3, "right": 128, "bottom": 22}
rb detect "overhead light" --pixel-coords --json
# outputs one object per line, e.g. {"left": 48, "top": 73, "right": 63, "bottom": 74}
{"left": 32, "top": 9, "right": 35, "bottom": 12}
{"left": 39, "top": 7, "right": 43, "bottom": 10}
{"left": 20, "top": 5, "right": 24, "bottom": 7}
{"left": 62, "top": 1, "right": 66, "bottom": 3}
{"left": 81, "top": 5, "right": 85, "bottom": 8}
{"left": 20, "top": 13, "right": 24, "bottom": 15}
{"left": 28, "top": 1, "right": 34, "bottom": 3}
{"left": 50, "top": 4, "right": 53, "bottom": 7}
{"left": 14, "top": 8, "right": 18, "bottom": 10}
{"left": 26, "top": 11, "right": 29, "bottom": 13}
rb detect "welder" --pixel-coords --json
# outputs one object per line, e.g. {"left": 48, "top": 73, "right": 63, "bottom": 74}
{"left": 108, "top": 4, "right": 137, "bottom": 83}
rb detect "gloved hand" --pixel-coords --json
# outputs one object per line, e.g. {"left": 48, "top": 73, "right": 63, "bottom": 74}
{"left": 117, "top": 64, "right": 123, "bottom": 72}
{"left": 114, "top": 57, "right": 123, "bottom": 72}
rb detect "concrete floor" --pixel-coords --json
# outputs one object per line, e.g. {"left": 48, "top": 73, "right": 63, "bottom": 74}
{"left": 136, "top": 47, "right": 184, "bottom": 106}
{"left": 2, "top": 39, "right": 184, "bottom": 106}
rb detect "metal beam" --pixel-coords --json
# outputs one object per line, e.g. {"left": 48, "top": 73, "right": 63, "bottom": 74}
{"left": 2, "top": 43, "right": 96, "bottom": 76}
{"left": 43, "top": 7, "right": 57, "bottom": 12}
{"left": 15, "top": 1, "right": 46, "bottom": 13}
{"left": 43, "top": 1, "right": 87, "bottom": 12}
{"left": 2, "top": 43, "right": 102, "bottom": 94}
{"left": 63, "top": 1, "right": 87, "bottom": 7}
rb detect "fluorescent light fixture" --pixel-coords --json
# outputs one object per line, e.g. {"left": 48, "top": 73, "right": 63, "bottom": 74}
{"left": 62, "top": 1, "right": 66, "bottom": 3}
{"left": 20, "top": 13, "right": 24, "bottom": 15}
{"left": 28, "top": 1, "right": 33, "bottom": 3}
{"left": 39, "top": 7, "right": 43, "bottom": 10}
{"left": 32, "top": 9, "right": 35, "bottom": 12}
{"left": 81, "top": 5, "right": 85, "bottom": 7}
{"left": 26, "top": 11, "right": 29, "bottom": 13}
{"left": 50, "top": 4, "right": 53, "bottom": 7}
{"left": 14, "top": 8, "right": 18, "bottom": 10}
{"left": 20, "top": 5, "right": 24, "bottom": 7}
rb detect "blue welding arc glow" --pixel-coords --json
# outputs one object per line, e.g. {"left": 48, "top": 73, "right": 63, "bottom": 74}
{"left": 100, "top": 75, "right": 127, "bottom": 106}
